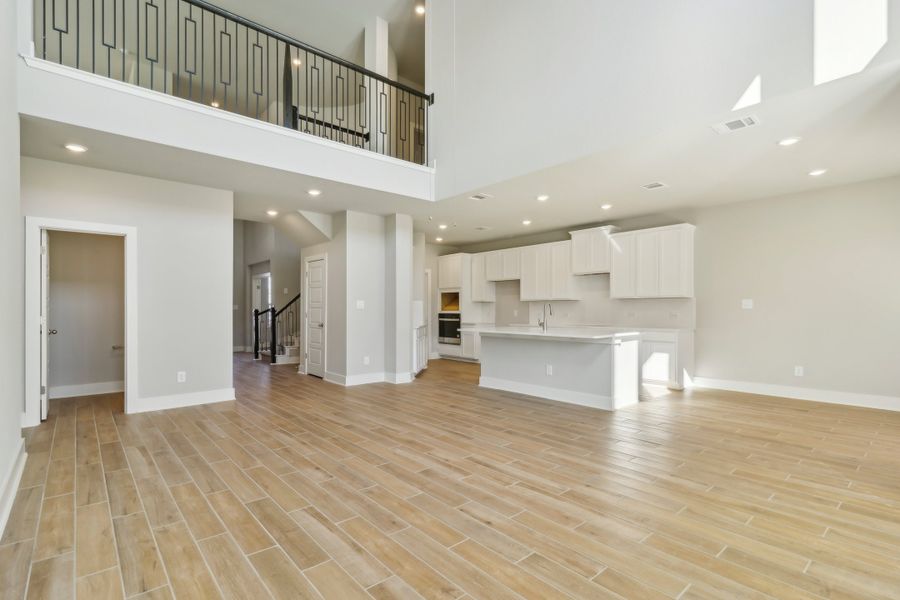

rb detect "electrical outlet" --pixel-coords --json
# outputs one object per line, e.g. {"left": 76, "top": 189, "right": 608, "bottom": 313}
{"left": 669, "top": 311, "right": 679, "bottom": 320}
{"left": 546, "top": 364, "right": 553, "bottom": 376}
{"left": 176, "top": 371, "right": 187, "bottom": 383}
{"left": 363, "top": 356, "right": 370, "bottom": 366}
{"left": 513, "top": 309, "right": 518, "bottom": 317}
{"left": 742, "top": 299, "right": 754, "bottom": 310}
{"left": 356, "top": 300, "right": 365, "bottom": 309}
{"left": 794, "top": 365, "right": 804, "bottom": 377}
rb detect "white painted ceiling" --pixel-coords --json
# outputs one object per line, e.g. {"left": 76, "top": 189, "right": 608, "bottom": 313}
{"left": 212, "top": 0, "right": 425, "bottom": 86}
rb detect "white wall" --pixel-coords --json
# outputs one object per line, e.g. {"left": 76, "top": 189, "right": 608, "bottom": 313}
{"left": 0, "top": 0, "right": 25, "bottom": 532}
{"left": 428, "top": 0, "right": 900, "bottom": 199}
{"left": 48, "top": 231, "right": 125, "bottom": 396}
{"left": 346, "top": 212, "right": 387, "bottom": 380}
{"left": 690, "top": 176, "right": 900, "bottom": 401}
{"left": 233, "top": 221, "right": 246, "bottom": 349}
{"left": 385, "top": 214, "right": 414, "bottom": 381}
{"left": 22, "top": 158, "right": 234, "bottom": 407}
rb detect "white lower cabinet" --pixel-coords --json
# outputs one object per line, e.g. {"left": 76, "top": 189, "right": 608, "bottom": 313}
{"left": 610, "top": 224, "right": 694, "bottom": 298}
{"left": 520, "top": 241, "right": 577, "bottom": 301}
{"left": 460, "top": 331, "right": 480, "bottom": 360}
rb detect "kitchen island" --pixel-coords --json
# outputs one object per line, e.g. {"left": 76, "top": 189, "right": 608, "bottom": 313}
{"left": 462, "top": 326, "right": 642, "bottom": 410}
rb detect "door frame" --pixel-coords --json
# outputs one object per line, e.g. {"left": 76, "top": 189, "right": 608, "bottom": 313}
{"left": 24, "top": 217, "right": 138, "bottom": 426}
{"left": 302, "top": 254, "right": 327, "bottom": 377}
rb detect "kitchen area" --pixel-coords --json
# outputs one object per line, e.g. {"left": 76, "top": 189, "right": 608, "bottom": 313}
{"left": 432, "top": 223, "right": 696, "bottom": 410}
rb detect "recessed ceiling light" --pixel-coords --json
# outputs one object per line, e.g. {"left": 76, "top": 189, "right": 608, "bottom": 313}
{"left": 778, "top": 136, "right": 801, "bottom": 146}
{"left": 601, "top": 204, "right": 612, "bottom": 210}
{"left": 292, "top": 58, "right": 302, "bottom": 66}
{"left": 435, "top": 237, "right": 443, "bottom": 242}
{"left": 415, "top": 5, "right": 425, "bottom": 15}
{"left": 210, "top": 100, "right": 219, "bottom": 108}
{"left": 64, "top": 143, "right": 87, "bottom": 153}
{"left": 266, "top": 210, "right": 278, "bottom": 217}
{"left": 522, "top": 220, "right": 532, "bottom": 226}
{"left": 536, "top": 194, "right": 549, "bottom": 202}
{"left": 808, "top": 168, "right": 827, "bottom": 177}
{"left": 307, "top": 189, "right": 322, "bottom": 196}
{"left": 438, "top": 224, "right": 448, "bottom": 230}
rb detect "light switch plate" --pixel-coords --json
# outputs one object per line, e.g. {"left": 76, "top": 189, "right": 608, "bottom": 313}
{"left": 356, "top": 300, "right": 365, "bottom": 309}
{"left": 283, "top": 288, "right": 289, "bottom": 294}
{"left": 176, "top": 371, "right": 187, "bottom": 383}
{"left": 794, "top": 365, "right": 804, "bottom": 377}
{"left": 742, "top": 299, "right": 754, "bottom": 309}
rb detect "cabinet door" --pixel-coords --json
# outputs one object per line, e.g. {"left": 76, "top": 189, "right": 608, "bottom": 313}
{"left": 461, "top": 332, "right": 476, "bottom": 359}
{"left": 570, "top": 231, "right": 591, "bottom": 274}
{"left": 438, "top": 254, "right": 461, "bottom": 289}
{"left": 635, "top": 232, "right": 660, "bottom": 297}
{"left": 485, "top": 251, "right": 503, "bottom": 281}
{"left": 501, "top": 248, "right": 521, "bottom": 279}
{"left": 519, "top": 246, "right": 538, "bottom": 300}
{"left": 591, "top": 229, "right": 612, "bottom": 273}
{"left": 535, "top": 244, "right": 553, "bottom": 300}
{"left": 658, "top": 228, "right": 686, "bottom": 297}
{"left": 610, "top": 233, "right": 636, "bottom": 298}
{"left": 471, "top": 254, "right": 495, "bottom": 302}
{"left": 551, "top": 242, "right": 574, "bottom": 299}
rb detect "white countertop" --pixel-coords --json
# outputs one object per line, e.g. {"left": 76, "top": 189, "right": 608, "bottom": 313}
{"left": 459, "top": 325, "right": 641, "bottom": 343}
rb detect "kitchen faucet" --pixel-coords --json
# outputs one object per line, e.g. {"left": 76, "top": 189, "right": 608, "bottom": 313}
{"left": 538, "top": 303, "right": 552, "bottom": 332}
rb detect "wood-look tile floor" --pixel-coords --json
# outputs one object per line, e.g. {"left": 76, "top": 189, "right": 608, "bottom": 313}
{"left": 3, "top": 355, "right": 900, "bottom": 599}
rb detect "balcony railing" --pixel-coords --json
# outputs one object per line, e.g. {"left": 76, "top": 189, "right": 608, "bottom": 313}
{"left": 34, "top": 0, "right": 432, "bottom": 165}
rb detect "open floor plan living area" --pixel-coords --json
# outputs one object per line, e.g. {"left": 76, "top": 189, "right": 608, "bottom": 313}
{"left": 1, "top": 1, "right": 899, "bottom": 599}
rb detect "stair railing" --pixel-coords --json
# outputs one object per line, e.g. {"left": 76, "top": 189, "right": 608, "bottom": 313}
{"left": 253, "top": 291, "right": 301, "bottom": 364}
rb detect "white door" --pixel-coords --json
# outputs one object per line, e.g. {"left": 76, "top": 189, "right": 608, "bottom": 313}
{"left": 306, "top": 259, "right": 326, "bottom": 378}
{"left": 40, "top": 230, "right": 50, "bottom": 421}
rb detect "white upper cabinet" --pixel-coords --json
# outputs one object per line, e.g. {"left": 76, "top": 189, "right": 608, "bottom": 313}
{"left": 570, "top": 226, "right": 615, "bottom": 274}
{"left": 610, "top": 224, "right": 694, "bottom": 298}
{"left": 438, "top": 254, "right": 463, "bottom": 289}
{"left": 470, "top": 253, "right": 496, "bottom": 302}
{"left": 520, "top": 241, "right": 578, "bottom": 301}
{"left": 485, "top": 248, "right": 521, "bottom": 281}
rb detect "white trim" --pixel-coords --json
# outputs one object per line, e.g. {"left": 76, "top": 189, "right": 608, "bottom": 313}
{"left": 20, "top": 56, "right": 436, "bottom": 179}
{"left": 691, "top": 378, "right": 900, "bottom": 412}
{"left": 49, "top": 381, "right": 124, "bottom": 399}
{"left": 385, "top": 372, "right": 414, "bottom": 384}
{"left": 324, "top": 371, "right": 346, "bottom": 386}
{"left": 345, "top": 373, "right": 387, "bottom": 386}
{"left": 129, "top": 387, "right": 235, "bottom": 414}
{"left": 0, "top": 438, "right": 26, "bottom": 540}
{"left": 428, "top": 352, "right": 442, "bottom": 360}
{"left": 24, "top": 217, "right": 138, "bottom": 427}
{"left": 479, "top": 376, "right": 614, "bottom": 411}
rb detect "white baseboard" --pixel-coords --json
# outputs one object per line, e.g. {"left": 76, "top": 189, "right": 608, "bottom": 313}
{"left": 49, "top": 381, "right": 124, "bottom": 399}
{"left": 385, "top": 372, "right": 413, "bottom": 384}
{"left": 479, "top": 376, "right": 613, "bottom": 411}
{"left": 691, "top": 378, "right": 900, "bottom": 412}
{"left": 128, "top": 387, "right": 235, "bottom": 414}
{"left": 324, "top": 371, "right": 413, "bottom": 386}
{"left": 428, "top": 352, "right": 441, "bottom": 360}
{"left": 0, "top": 438, "right": 26, "bottom": 540}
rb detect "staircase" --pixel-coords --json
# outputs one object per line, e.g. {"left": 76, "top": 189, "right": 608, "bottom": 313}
{"left": 254, "top": 292, "right": 302, "bottom": 365}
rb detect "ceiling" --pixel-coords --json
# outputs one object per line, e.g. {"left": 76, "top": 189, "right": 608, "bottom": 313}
{"left": 417, "top": 61, "right": 900, "bottom": 245}
{"left": 212, "top": 0, "right": 425, "bottom": 86}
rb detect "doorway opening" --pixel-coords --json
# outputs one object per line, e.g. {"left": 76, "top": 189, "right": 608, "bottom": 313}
{"left": 25, "top": 217, "right": 137, "bottom": 426}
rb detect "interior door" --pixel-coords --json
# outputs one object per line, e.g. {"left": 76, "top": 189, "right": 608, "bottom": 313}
{"left": 40, "top": 229, "right": 50, "bottom": 421}
{"left": 306, "top": 259, "right": 326, "bottom": 378}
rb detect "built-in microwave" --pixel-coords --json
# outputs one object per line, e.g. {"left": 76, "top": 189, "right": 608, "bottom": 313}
{"left": 438, "top": 312, "right": 461, "bottom": 345}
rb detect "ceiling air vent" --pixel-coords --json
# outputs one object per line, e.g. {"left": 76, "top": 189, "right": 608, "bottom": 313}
{"left": 474, "top": 225, "right": 493, "bottom": 232}
{"left": 712, "top": 115, "right": 760, "bottom": 134}
{"left": 468, "top": 192, "right": 493, "bottom": 201}
{"left": 642, "top": 181, "right": 668, "bottom": 190}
